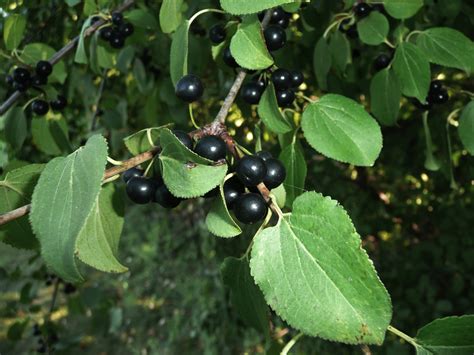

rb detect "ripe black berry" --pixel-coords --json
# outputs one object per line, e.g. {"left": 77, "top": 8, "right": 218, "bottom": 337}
{"left": 374, "top": 53, "right": 391, "bottom": 71}
{"left": 194, "top": 135, "right": 227, "bottom": 161}
{"left": 346, "top": 25, "right": 358, "bottom": 39}
{"left": 175, "top": 74, "right": 204, "bottom": 102}
{"left": 126, "top": 176, "right": 156, "bottom": 204}
{"left": 256, "top": 151, "right": 272, "bottom": 161}
{"left": 109, "top": 31, "right": 125, "bottom": 49}
{"left": 241, "top": 81, "right": 264, "bottom": 104}
{"left": 209, "top": 24, "right": 226, "bottom": 44}
{"left": 276, "top": 15, "right": 290, "bottom": 28}
{"left": 31, "top": 75, "right": 47, "bottom": 87}
{"left": 13, "top": 81, "right": 29, "bottom": 92}
{"left": 429, "top": 80, "right": 443, "bottom": 93}
{"left": 111, "top": 12, "right": 124, "bottom": 26}
{"left": 154, "top": 184, "right": 181, "bottom": 208}
{"left": 223, "top": 177, "right": 245, "bottom": 209}
{"left": 13, "top": 67, "right": 30, "bottom": 83}
{"left": 354, "top": 2, "right": 373, "bottom": 18}
{"left": 263, "top": 158, "right": 286, "bottom": 189}
{"left": 119, "top": 22, "right": 134, "bottom": 37}
{"left": 50, "top": 95, "right": 67, "bottom": 111}
{"left": 252, "top": 76, "right": 267, "bottom": 91}
{"left": 290, "top": 70, "right": 304, "bottom": 88}
{"left": 269, "top": 7, "right": 287, "bottom": 24}
{"left": 428, "top": 89, "right": 449, "bottom": 104}
{"left": 276, "top": 89, "right": 295, "bottom": 107}
{"left": 31, "top": 100, "right": 49, "bottom": 115}
{"left": 63, "top": 283, "right": 76, "bottom": 294}
{"left": 122, "top": 167, "right": 143, "bottom": 183}
{"left": 99, "top": 27, "right": 113, "bottom": 41}
{"left": 271, "top": 68, "right": 292, "bottom": 90}
{"left": 223, "top": 47, "right": 239, "bottom": 68}
{"left": 235, "top": 155, "right": 267, "bottom": 187}
{"left": 233, "top": 193, "right": 268, "bottom": 224}
{"left": 264, "top": 25, "right": 286, "bottom": 51}
{"left": 6, "top": 75, "right": 13, "bottom": 86}
{"left": 36, "top": 60, "right": 53, "bottom": 77}
{"left": 173, "top": 130, "right": 193, "bottom": 150}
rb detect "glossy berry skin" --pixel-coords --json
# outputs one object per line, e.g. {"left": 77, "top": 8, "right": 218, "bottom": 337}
{"left": 276, "top": 15, "right": 290, "bottom": 29}
{"left": 264, "top": 25, "right": 286, "bottom": 51}
{"left": 276, "top": 89, "right": 295, "bottom": 107}
{"left": 154, "top": 184, "right": 181, "bottom": 208}
{"left": 209, "top": 24, "right": 226, "bottom": 44}
{"left": 13, "top": 67, "right": 30, "bottom": 83}
{"left": 122, "top": 167, "right": 143, "bottom": 183}
{"left": 111, "top": 12, "right": 124, "bottom": 26}
{"left": 256, "top": 151, "right": 272, "bottom": 161}
{"left": 269, "top": 7, "right": 287, "bottom": 23}
{"left": 194, "top": 135, "right": 227, "bottom": 161}
{"left": 354, "top": 2, "right": 372, "bottom": 18}
{"left": 252, "top": 77, "right": 267, "bottom": 91}
{"left": 223, "top": 47, "right": 239, "bottom": 68}
{"left": 50, "top": 95, "right": 67, "bottom": 111}
{"left": 126, "top": 176, "right": 156, "bottom": 204}
{"left": 36, "top": 60, "right": 53, "bottom": 77}
{"left": 13, "top": 81, "right": 29, "bottom": 92}
{"left": 99, "top": 27, "right": 113, "bottom": 41}
{"left": 233, "top": 193, "right": 268, "bottom": 224}
{"left": 374, "top": 53, "right": 391, "bottom": 71}
{"left": 241, "top": 82, "right": 264, "bottom": 104}
{"left": 175, "top": 74, "right": 204, "bottom": 102}
{"left": 173, "top": 130, "right": 193, "bottom": 150}
{"left": 119, "top": 22, "right": 134, "bottom": 37}
{"left": 429, "top": 80, "right": 443, "bottom": 93}
{"left": 235, "top": 155, "right": 267, "bottom": 187}
{"left": 31, "top": 100, "right": 49, "bottom": 115}
{"left": 271, "top": 68, "right": 292, "bottom": 90}
{"left": 263, "top": 158, "right": 286, "bottom": 189}
{"left": 109, "top": 32, "right": 125, "bottom": 49}
{"left": 31, "top": 75, "right": 47, "bottom": 87}
{"left": 428, "top": 89, "right": 449, "bottom": 105}
{"left": 223, "top": 177, "right": 245, "bottom": 209}
{"left": 290, "top": 70, "right": 304, "bottom": 88}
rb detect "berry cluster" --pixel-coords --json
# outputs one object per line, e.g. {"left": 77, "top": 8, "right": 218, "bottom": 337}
{"left": 98, "top": 12, "right": 134, "bottom": 49}
{"left": 415, "top": 80, "right": 449, "bottom": 111}
{"left": 31, "top": 95, "right": 67, "bottom": 115}
{"left": 6, "top": 60, "right": 53, "bottom": 92}
{"left": 32, "top": 323, "right": 59, "bottom": 354}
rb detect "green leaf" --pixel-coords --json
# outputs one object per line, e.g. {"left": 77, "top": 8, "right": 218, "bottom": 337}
{"left": 370, "top": 68, "right": 401, "bottom": 126}
{"left": 205, "top": 184, "right": 242, "bottom": 238}
{"left": 123, "top": 125, "right": 171, "bottom": 156}
{"left": 7, "top": 319, "right": 29, "bottom": 341}
{"left": 74, "top": 17, "right": 92, "bottom": 64}
{"left": 383, "top": 0, "right": 423, "bottom": 19}
{"left": 133, "top": 58, "right": 151, "bottom": 94}
{"left": 258, "top": 83, "right": 293, "bottom": 134}
{"left": 159, "top": 129, "right": 228, "bottom": 198}
{"left": 458, "top": 101, "right": 474, "bottom": 155}
{"left": 30, "top": 135, "right": 108, "bottom": 283}
{"left": 301, "top": 94, "right": 383, "bottom": 166}
{"left": 170, "top": 21, "right": 190, "bottom": 87}
{"left": 3, "top": 14, "right": 26, "bottom": 50}
{"left": 415, "top": 315, "right": 474, "bottom": 354}
{"left": 31, "top": 116, "right": 71, "bottom": 156}
{"left": 220, "top": 0, "right": 295, "bottom": 15}
{"left": 3, "top": 107, "right": 27, "bottom": 150}
{"left": 416, "top": 27, "right": 474, "bottom": 74}
{"left": 357, "top": 11, "right": 389, "bottom": 46}
{"left": 221, "top": 257, "right": 269, "bottom": 334}
{"left": 279, "top": 140, "right": 306, "bottom": 207}
{"left": 20, "top": 43, "right": 67, "bottom": 84}
{"left": 392, "top": 42, "right": 431, "bottom": 103}
{"left": 127, "top": 9, "right": 158, "bottom": 29}
{"left": 313, "top": 36, "right": 332, "bottom": 91}
{"left": 230, "top": 15, "right": 273, "bottom": 70}
{"left": 250, "top": 191, "right": 392, "bottom": 344}
{"left": 329, "top": 31, "right": 351, "bottom": 74}
{"left": 76, "top": 184, "right": 127, "bottom": 273}
{"left": 159, "top": 0, "right": 183, "bottom": 33}
{"left": 272, "top": 183, "right": 286, "bottom": 209}
{"left": 0, "top": 164, "right": 44, "bottom": 250}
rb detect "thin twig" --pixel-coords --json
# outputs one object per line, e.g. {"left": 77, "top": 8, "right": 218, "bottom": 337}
{"left": 0, "top": 0, "right": 135, "bottom": 115}
{"left": 90, "top": 69, "right": 108, "bottom": 131}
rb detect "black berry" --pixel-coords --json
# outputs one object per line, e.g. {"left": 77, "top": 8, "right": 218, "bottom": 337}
{"left": 32, "top": 100, "right": 49, "bottom": 115}
{"left": 175, "top": 74, "right": 204, "bottom": 102}
{"left": 264, "top": 25, "right": 286, "bottom": 51}
{"left": 99, "top": 27, "right": 113, "bottom": 41}
{"left": 6, "top": 75, "right": 14, "bottom": 86}
{"left": 263, "top": 158, "right": 286, "bottom": 189}
{"left": 354, "top": 3, "right": 373, "bottom": 18}
{"left": 50, "top": 95, "right": 67, "bottom": 111}
{"left": 256, "top": 151, "right": 272, "bottom": 161}
{"left": 223, "top": 177, "right": 245, "bottom": 209}
{"left": 33, "top": 324, "right": 41, "bottom": 337}
{"left": 154, "top": 184, "right": 181, "bottom": 208}
{"left": 413, "top": 99, "right": 431, "bottom": 111}
{"left": 173, "top": 130, "right": 193, "bottom": 150}
{"left": 233, "top": 193, "right": 268, "bottom": 224}
{"left": 35, "top": 60, "right": 53, "bottom": 77}
{"left": 428, "top": 89, "right": 449, "bottom": 105}
{"left": 109, "top": 31, "right": 125, "bottom": 49}
{"left": 126, "top": 176, "right": 156, "bottom": 204}
{"left": 241, "top": 81, "right": 264, "bottom": 104}
{"left": 271, "top": 68, "right": 292, "bottom": 90}
{"left": 276, "top": 89, "right": 295, "bottom": 107}
{"left": 374, "top": 53, "right": 391, "bottom": 71}
{"left": 119, "top": 22, "right": 134, "bottom": 37}
{"left": 63, "top": 283, "right": 76, "bottom": 294}
{"left": 223, "top": 47, "right": 239, "bottom": 68}
{"left": 235, "top": 155, "right": 267, "bottom": 187}
{"left": 209, "top": 24, "right": 226, "bottom": 44}
{"left": 346, "top": 25, "right": 358, "bottom": 39}
{"left": 194, "top": 135, "right": 227, "bottom": 161}
{"left": 269, "top": 7, "right": 287, "bottom": 24}
{"left": 290, "top": 70, "right": 304, "bottom": 88}
{"left": 429, "top": 80, "right": 443, "bottom": 93}
{"left": 111, "top": 12, "right": 124, "bottom": 26}
{"left": 276, "top": 15, "right": 290, "bottom": 29}
{"left": 31, "top": 75, "right": 47, "bottom": 87}
{"left": 13, "top": 81, "right": 29, "bottom": 92}
{"left": 122, "top": 167, "right": 143, "bottom": 183}
{"left": 13, "top": 67, "right": 30, "bottom": 83}
{"left": 252, "top": 76, "right": 267, "bottom": 91}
